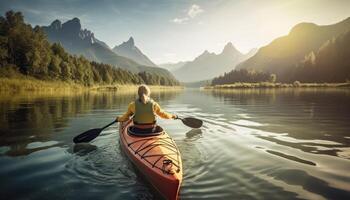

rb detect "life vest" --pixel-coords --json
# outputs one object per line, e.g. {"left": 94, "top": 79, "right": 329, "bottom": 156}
{"left": 133, "top": 99, "right": 156, "bottom": 125}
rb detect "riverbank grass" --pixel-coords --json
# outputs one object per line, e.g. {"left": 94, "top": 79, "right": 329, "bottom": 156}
{"left": 0, "top": 77, "right": 183, "bottom": 93}
{"left": 203, "top": 82, "right": 350, "bottom": 89}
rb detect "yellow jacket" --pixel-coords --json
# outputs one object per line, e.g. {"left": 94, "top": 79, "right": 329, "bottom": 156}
{"left": 117, "top": 101, "right": 175, "bottom": 122}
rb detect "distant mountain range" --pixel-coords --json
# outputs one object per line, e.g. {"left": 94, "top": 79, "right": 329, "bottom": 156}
{"left": 159, "top": 61, "right": 189, "bottom": 72}
{"left": 113, "top": 37, "right": 157, "bottom": 67}
{"left": 41, "top": 16, "right": 350, "bottom": 85}
{"left": 42, "top": 18, "right": 173, "bottom": 78}
{"left": 236, "top": 17, "right": 350, "bottom": 81}
{"left": 172, "top": 43, "right": 257, "bottom": 82}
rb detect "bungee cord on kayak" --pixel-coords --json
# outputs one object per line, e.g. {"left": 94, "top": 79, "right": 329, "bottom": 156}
{"left": 121, "top": 128, "right": 181, "bottom": 174}
{"left": 119, "top": 118, "right": 183, "bottom": 200}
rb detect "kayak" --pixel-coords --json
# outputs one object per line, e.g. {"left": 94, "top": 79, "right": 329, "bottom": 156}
{"left": 119, "top": 119, "right": 183, "bottom": 200}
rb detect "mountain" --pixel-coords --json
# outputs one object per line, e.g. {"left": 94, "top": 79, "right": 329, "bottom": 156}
{"left": 112, "top": 37, "right": 157, "bottom": 67}
{"left": 43, "top": 18, "right": 107, "bottom": 53}
{"left": 290, "top": 30, "right": 350, "bottom": 82}
{"left": 244, "top": 48, "right": 258, "bottom": 60}
{"left": 42, "top": 18, "right": 175, "bottom": 78}
{"left": 0, "top": 10, "right": 181, "bottom": 87}
{"left": 237, "top": 17, "right": 350, "bottom": 81}
{"left": 159, "top": 61, "right": 188, "bottom": 72}
{"left": 173, "top": 42, "right": 256, "bottom": 82}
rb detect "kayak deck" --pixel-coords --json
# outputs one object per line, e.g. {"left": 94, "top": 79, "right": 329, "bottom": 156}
{"left": 119, "top": 119, "right": 183, "bottom": 200}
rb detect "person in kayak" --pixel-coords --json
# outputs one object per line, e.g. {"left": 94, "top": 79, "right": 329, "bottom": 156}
{"left": 116, "top": 84, "right": 177, "bottom": 134}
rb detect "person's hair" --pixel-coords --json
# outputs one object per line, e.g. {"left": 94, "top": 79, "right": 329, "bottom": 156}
{"left": 138, "top": 84, "right": 151, "bottom": 104}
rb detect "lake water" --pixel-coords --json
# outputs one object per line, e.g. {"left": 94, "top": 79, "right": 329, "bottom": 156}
{"left": 0, "top": 88, "right": 349, "bottom": 200}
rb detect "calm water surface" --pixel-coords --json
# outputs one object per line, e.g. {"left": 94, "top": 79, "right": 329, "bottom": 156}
{"left": 0, "top": 88, "right": 349, "bottom": 200}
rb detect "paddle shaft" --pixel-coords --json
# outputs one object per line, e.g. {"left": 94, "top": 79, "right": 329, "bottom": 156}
{"left": 101, "top": 120, "right": 117, "bottom": 130}
{"left": 73, "top": 120, "right": 117, "bottom": 143}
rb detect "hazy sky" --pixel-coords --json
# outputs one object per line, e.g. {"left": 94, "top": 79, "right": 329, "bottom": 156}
{"left": 1, "top": 0, "right": 350, "bottom": 64}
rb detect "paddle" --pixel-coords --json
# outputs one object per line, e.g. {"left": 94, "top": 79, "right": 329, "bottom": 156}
{"left": 177, "top": 117, "right": 203, "bottom": 129}
{"left": 73, "top": 117, "right": 202, "bottom": 144}
{"left": 73, "top": 120, "right": 116, "bottom": 143}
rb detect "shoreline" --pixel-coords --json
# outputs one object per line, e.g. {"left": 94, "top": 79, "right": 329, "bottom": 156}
{"left": 0, "top": 77, "right": 183, "bottom": 93}
{"left": 202, "top": 82, "right": 350, "bottom": 90}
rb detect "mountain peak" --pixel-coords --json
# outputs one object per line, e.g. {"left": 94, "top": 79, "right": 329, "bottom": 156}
{"left": 71, "top": 17, "right": 81, "bottom": 23}
{"left": 173, "top": 42, "right": 251, "bottom": 82}
{"left": 290, "top": 22, "right": 318, "bottom": 35}
{"left": 113, "top": 37, "right": 157, "bottom": 67}
{"left": 126, "top": 37, "right": 135, "bottom": 46}
{"left": 50, "top": 19, "right": 62, "bottom": 29}
{"left": 62, "top": 17, "right": 81, "bottom": 33}
{"left": 117, "top": 36, "right": 135, "bottom": 48}
{"left": 224, "top": 42, "right": 234, "bottom": 48}
{"left": 222, "top": 42, "right": 241, "bottom": 55}
{"left": 197, "top": 50, "right": 211, "bottom": 58}
{"left": 43, "top": 17, "right": 102, "bottom": 47}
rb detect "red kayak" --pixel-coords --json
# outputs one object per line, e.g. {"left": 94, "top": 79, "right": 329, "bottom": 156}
{"left": 119, "top": 119, "right": 183, "bottom": 200}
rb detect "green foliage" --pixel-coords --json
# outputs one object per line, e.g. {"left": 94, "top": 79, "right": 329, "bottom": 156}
{"left": 212, "top": 69, "right": 271, "bottom": 85}
{"left": 138, "top": 71, "right": 179, "bottom": 86}
{"left": 0, "top": 64, "right": 21, "bottom": 78}
{"left": 0, "top": 36, "right": 8, "bottom": 65}
{"left": 0, "top": 11, "right": 179, "bottom": 86}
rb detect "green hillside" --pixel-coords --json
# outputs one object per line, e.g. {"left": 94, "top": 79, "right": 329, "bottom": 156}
{"left": 237, "top": 17, "right": 350, "bottom": 82}
{"left": 289, "top": 30, "right": 350, "bottom": 83}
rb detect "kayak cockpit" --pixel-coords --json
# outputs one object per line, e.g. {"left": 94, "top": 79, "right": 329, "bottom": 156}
{"left": 127, "top": 125, "right": 164, "bottom": 137}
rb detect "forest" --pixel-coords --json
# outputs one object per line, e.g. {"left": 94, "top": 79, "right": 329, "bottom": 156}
{"left": 0, "top": 11, "right": 179, "bottom": 86}
{"left": 211, "top": 69, "right": 275, "bottom": 85}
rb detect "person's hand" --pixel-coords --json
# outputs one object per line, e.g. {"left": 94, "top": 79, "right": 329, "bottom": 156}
{"left": 172, "top": 115, "right": 178, "bottom": 119}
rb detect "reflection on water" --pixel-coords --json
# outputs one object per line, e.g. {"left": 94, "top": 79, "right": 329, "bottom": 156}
{"left": 207, "top": 88, "right": 350, "bottom": 158}
{"left": 185, "top": 129, "right": 202, "bottom": 140}
{"left": 0, "top": 91, "right": 179, "bottom": 157}
{"left": 0, "top": 88, "right": 350, "bottom": 199}
{"left": 265, "top": 150, "right": 316, "bottom": 166}
{"left": 73, "top": 143, "right": 98, "bottom": 156}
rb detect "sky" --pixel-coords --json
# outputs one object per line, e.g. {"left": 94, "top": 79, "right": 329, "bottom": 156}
{"left": 1, "top": 0, "right": 350, "bottom": 64}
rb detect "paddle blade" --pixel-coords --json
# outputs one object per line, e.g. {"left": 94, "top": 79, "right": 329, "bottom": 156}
{"left": 181, "top": 117, "right": 203, "bottom": 128}
{"left": 73, "top": 128, "right": 102, "bottom": 143}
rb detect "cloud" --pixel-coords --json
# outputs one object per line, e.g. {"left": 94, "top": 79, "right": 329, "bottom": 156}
{"left": 25, "top": 8, "right": 43, "bottom": 15}
{"left": 188, "top": 4, "right": 204, "bottom": 18}
{"left": 198, "top": 21, "right": 204, "bottom": 25}
{"left": 172, "top": 17, "right": 189, "bottom": 24}
{"left": 172, "top": 4, "right": 204, "bottom": 24}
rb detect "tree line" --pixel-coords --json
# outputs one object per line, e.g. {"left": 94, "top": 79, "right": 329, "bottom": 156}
{"left": 0, "top": 11, "right": 179, "bottom": 86}
{"left": 212, "top": 69, "right": 275, "bottom": 85}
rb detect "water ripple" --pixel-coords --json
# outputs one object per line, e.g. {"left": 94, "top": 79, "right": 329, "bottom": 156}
{"left": 1, "top": 89, "right": 350, "bottom": 199}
